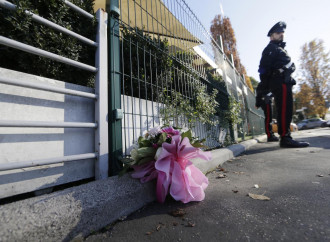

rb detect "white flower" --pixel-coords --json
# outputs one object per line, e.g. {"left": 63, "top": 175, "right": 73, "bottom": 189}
{"left": 148, "top": 126, "right": 161, "bottom": 137}
{"left": 181, "top": 126, "right": 189, "bottom": 133}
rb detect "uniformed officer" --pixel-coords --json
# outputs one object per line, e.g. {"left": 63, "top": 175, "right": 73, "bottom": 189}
{"left": 257, "top": 21, "right": 309, "bottom": 148}
{"left": 256, "top": 92, "right": 278, "bottom": 142}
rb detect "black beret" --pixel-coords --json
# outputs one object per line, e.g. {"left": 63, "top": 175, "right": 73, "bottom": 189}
{"left": 267, "top": 21, "right": 286, "bottom": 37}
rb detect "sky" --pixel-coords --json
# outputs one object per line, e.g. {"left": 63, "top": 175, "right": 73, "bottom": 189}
{"left": 183, "top": 0, "right": 330, "bottom": 84}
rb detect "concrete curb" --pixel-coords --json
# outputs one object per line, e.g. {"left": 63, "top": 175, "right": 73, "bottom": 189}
{"left": 0, "top": 135, "right": 266, "bottom": 242}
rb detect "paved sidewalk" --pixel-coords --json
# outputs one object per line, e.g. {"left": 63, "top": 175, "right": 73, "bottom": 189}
{"left": 85, "top": 128, "right": 330, "bottom": 242}
{"left": 0, "top": 133, "right": 265, "bottom": 242}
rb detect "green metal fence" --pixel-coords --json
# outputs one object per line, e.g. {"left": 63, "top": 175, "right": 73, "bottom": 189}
{"left": 108, "top": 0, "right": 264, "bottom": 172}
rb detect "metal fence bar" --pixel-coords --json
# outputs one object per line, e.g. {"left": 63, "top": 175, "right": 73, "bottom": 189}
{"left": 0, "top": 153, "right": 97, "bottom": 172}
{"left": 0, "top": 36, "right": 97, "bottom": 73}
{"left": 63, "top": 0, "right": 94, "bottom": 19}
{"left": 0, "top": 76, "right": 97, "bottom": 99}
{"left": 0, "top": 0, "right": 97, "bottom": 47}
{"left": 109, "top": 0, "right": 123, "bottom": 175}
{"left": 0, "top": 120, "right": 97, "bottom": 128}
{"left": 94, "top": 9, "right": 109, "bottom": 180}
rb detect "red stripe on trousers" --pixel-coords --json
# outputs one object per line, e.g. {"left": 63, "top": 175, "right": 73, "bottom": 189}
{"left": 281, "top": 84, "right": 287, "bottom": 137}
{"left": 266, "top": 104, "right": 270, "bottom": 137}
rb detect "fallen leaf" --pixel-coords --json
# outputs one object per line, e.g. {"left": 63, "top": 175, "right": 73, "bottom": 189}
{"left": 173, "top": 222, "right": 178, "bottom": 226}
{"left": 248, "top": 193, "right": 270, "bottom": 201}
{"left": 233, "top": 171, "right": 244, "bottom": 174}
{"left": 317, "top": 174, "right": 324, "bottom": 177}
{"left": 254, "top": 184, "right": 259, "bottom": 188}
{"left": 232, "top": 190, "right": 238, "bottom": 193}
{"left": 187, "top": 222, "right": 196, "bottom": 227}
{"left": 169, "top": 208, "right": 186, "bottom": 217}
{"left": 156, "top": 224, "right": 162, "bottom": 231}
{"left": 146, "top": 232, "right": 152, "bottom": 235}
{"left": 216, "top": 174, "right": 227, "bottom": 179}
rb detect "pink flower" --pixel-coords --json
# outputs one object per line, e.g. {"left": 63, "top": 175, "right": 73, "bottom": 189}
{"left": 161, "top": 126, "right": 180, "bottom": 136}
{"left": 152, "top": 143, "right": 159, "bottom": 149}
{"left": 155, "top": 135, "right": 211, "bottom": 203}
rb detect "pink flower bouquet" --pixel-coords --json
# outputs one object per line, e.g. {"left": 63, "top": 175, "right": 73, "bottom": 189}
{"left": 121, "top": 126, "right": 211, "bottom": 203}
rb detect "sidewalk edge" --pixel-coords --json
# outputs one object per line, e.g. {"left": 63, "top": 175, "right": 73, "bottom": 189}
{"left": 0, "top": 135, "right": 266, "bottom": 241}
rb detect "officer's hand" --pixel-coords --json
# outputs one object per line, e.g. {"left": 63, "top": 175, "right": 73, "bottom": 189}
{"left": 255, "top": 95, "right": 262, "bottom": 108}
{"left": 284, "top": 62, "right": 295, "bottom": 73}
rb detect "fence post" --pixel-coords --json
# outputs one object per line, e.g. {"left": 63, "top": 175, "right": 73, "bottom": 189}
{"left": 216, "top": 35, "right": 236, "bottom": 142}
{"left": 216, "top": 35, "right": 229, "bottom": 94}
{"left": 108, "top": 0, "right": 123, "bottom": 175}
{"left": 95, "top": 9, "right": 109, "bottom": 180}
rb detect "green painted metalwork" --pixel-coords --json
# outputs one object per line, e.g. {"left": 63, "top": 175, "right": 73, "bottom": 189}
{"left": 108, "top": 0, "right": 123, "bottom": 175}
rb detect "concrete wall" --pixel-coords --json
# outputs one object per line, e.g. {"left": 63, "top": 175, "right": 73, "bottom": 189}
{"left": 0, "top": 68, "right": 95, "bottom": 198}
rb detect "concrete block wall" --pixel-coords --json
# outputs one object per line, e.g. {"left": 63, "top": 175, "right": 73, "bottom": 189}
{"left": 0, "top": 68, "right": 95, "bottom": 198}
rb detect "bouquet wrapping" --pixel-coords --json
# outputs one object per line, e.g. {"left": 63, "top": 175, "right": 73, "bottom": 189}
{"left": 122, "top": 126, "right": 211, "bottom": 203}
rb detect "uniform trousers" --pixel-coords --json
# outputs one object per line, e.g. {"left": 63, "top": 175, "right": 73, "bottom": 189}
{"left": 272, "top": 83, "right": 293, "bottom": 137}
{"left": 261, "top": 102, "right": 273, "bottom": 138}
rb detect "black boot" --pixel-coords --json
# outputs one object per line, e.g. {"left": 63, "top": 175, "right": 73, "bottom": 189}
{"left": 280, "top": 136, "right": 309, "bottom": 148}
{"left": 267, "top": 135, "right": 279, "bottom": 142}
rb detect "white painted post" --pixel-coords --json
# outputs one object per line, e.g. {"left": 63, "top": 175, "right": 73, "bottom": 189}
{"left": 216, "top": 35, "right": 230, "bottom": 94}
{"left": 95, "top": 9, "right": 109, "bottom": 180}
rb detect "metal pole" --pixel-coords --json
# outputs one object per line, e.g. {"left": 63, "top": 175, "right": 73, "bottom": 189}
{"left": 0, "top": 0, "right": 97, "bottom": 47}
{"left": 63, "top": 0, "right": 94, "bottom": 19}
{"left": 216, "top": 35, "right": 229, "bottom": 94}
{"left": 95, "top": 9, "right": 109, "bottom": 180}
{"left": 0, "top": 76, "right": 97, "bottom": 99}
{"left": 108, "top": 0, "right": 123, "bottom": 175}
{"left": 0, "top": 120, "right": 97, "bottom": 128}
{"left": 0, "top": 36, "right": 97, "bottom": 73}
{"left": 0, "top": 153, "right": 97, "bottom": 172}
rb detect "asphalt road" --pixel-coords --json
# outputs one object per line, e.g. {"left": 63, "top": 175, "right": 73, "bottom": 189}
{"left": 85, "top": 128, "right": 330, "bottom": 242}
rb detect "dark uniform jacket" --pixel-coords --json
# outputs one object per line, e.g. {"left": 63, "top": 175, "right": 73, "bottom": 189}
{"left": 257, "top": 40, "right": 294, "bottom": 95}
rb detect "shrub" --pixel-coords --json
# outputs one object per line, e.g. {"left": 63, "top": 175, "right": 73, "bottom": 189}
{"left": 0, "top": 0, "right": 96, "bottom": 86}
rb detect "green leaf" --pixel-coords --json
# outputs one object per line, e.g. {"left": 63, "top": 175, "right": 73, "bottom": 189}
{"left": 181, "top": 130, "right": 192, "bottom": 141}
{"left": 191, "top": 142, "right": 208, "bottom": 149}
{"left": 138, "top": 136, "right": 144, "bottom": 145}
{"left": 140, "top": 139, "right": 152, "bottom": 147}
{"left": 137, "top": 147, "right": 156, "bottom": 160}
{"left": 137, "top": 156, "right": 155, "bottom": 166}
{"left": 118, "top": 164, "right": 132, "bottom": 177}
{"left": 120, "top": 157, "right": 135, "bottom": 165}
{"left": 157, "top": 132, "right": 167, "bottom": 145}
